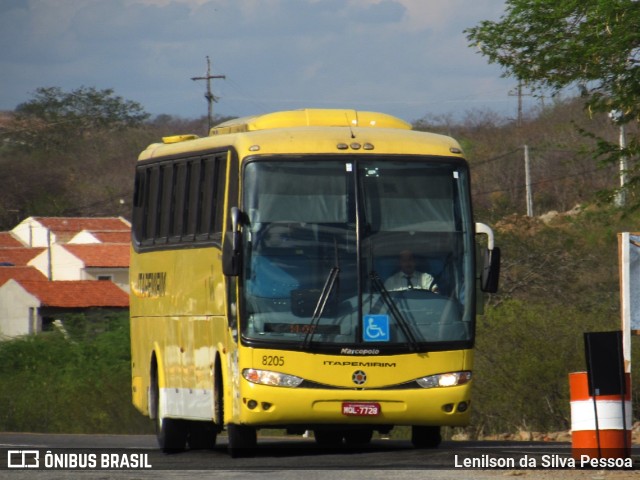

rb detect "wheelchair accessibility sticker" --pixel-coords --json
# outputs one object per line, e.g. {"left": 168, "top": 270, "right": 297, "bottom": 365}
{"left": 363, "top": 314, "right": 390, "bottom": 342}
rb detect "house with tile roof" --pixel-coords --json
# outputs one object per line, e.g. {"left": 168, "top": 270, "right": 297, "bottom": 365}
{"left": 0, "top": 216, "right": 132, "bottom": 339}
{"left": 0, "top": 279, "right": 128, "bottom": 338}
{"left": 28, "top": 243, "right": 130, "bottom": 291}
{"left": 11, "top": 216, "right": 130, "bottom": 247}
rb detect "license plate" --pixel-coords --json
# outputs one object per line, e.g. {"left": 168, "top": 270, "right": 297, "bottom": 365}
{"left": 342, "top": 402, "right": 381, "bottom": 416}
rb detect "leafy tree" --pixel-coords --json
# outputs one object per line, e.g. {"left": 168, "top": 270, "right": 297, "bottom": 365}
{"left": 465, "top": 0, "right": 640, "bottom": 204}
{"left": 465, "top": 0, "right": 640, "bottom": 118}
{"left": 0, "top": 86, "right": 155, "bottom": 228}
{"left": 11, "top": 86, "right": 149, "bottom": 151}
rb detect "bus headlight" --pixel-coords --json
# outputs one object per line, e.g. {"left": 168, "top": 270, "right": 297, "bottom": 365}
{"left": 242, "top": 368, "right": 304, "bottom": 388}
{"left": 416, "top": 371, "right": 471, "bottom": 389}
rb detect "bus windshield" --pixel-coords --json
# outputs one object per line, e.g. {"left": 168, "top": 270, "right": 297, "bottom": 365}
{"left": 241, "top": 156, "right": 475, "bottom": 353}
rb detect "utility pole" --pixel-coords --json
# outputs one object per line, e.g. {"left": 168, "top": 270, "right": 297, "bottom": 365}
{"left": 508, "top": 82, "right": 524, "bottom": 128}
{"left": 191, "top": 56, "right": 226, "bottom": 130}
{"left": 618, "top": 123, "right": 628, "bottom": 207}
{"left": 511, "top": 81, "right": 535, "bottom": 216}
{"left": 508, "top": 81, "right": 533, "bottom": 128}
{"left": 524, "top": 145, "right": 534, "bottom": 217}
{"left": 610, "top": 110, "right": 628, "bottom": 208}
{"left": 516, "top": 82, "right": 523, "bottom": 128}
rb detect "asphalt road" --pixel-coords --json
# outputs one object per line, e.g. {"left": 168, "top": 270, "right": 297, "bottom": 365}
{"left": 0, "top": 432, "right": 638, "bottom": 479}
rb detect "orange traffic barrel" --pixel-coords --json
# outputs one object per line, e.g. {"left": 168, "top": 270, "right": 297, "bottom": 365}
{"left": 569, "top": 371, "right": 632, "bottom": 459}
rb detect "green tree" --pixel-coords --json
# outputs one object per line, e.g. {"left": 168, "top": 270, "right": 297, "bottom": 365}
{"left": 12, "top": 86, "right": 149, "bottom": 152}
{"left": 0, "top": 87, "right": 152, "bottom": 228}
{"left": 465, "top": 0, "right": 640, "bottom": 204}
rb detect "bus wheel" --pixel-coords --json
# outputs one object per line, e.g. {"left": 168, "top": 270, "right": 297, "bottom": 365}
{"left": 151, "top": 367, "right": 187, "bottom": 452}
{"left": 157, "top": 417, "right": 187, "bottom": 452}
{"left": 344, "top": 428, "right": 373, "bottom": 445}
{"left": 411, "top": 426, "right": 441, "bottom": 449}
{"left": 313, "top": 429, "right": 344, "bottom": 447}
{"left": 227, "top": 424, "right": 257, "bottom": 458}
{"left": 188, "top": 421, "right": 217, "bottom": 450}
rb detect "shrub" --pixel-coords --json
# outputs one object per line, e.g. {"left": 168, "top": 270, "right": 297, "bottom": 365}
{"left": 0, "top": 311, "right": 151, "bottom": 434}
{"left": 471, "top": 300, "right": 639, "bottom": 436}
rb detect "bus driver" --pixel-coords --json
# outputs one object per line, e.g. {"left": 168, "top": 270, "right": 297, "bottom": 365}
{"left": 384, "top": 250, "right": 439, "bottom": 293}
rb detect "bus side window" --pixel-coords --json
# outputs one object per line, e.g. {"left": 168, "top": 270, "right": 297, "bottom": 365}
{"left": 214, "top": 153, "right": 228, "bottom": 236}
{"left": 196, "top": 153, "right": 227, "bottom": 241}
{"left": 196, "top": 157, "right": 215, "bottom": 240}
{"left": 132, "top": 169, "right": 147, "bottom": 244}
{"left": 143, "top": 167, "right": 160, "bottom": 246}
{"left": 170, "top": 162, "right": 188, "bottom": 242}
{"left": 184, "top": 159, "right": 201, "bottom": 241}
{"left": 134, "top": 151, "right": 233, "bottom": 248}
{"left": 157, "top": 163, "right": 175, "bottom": 244}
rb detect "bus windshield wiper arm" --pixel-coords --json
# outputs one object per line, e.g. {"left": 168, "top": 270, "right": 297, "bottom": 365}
{"left": 301, "top": 266, "right": 340, "bottom": 349}
{"left": 369, "top": 270, "right": 420, "bottom": 351}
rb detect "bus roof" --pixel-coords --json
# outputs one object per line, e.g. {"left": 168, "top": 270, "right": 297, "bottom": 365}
{"left": 209, "top": 109, "right": 412, "bottom": 135}
{"left": 139, "top": 109, "right": 464, "bottom": 160}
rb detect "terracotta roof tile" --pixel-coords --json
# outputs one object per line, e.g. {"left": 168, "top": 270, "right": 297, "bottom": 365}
{"left": 0, "top": 247, "right": 45, "bottom": 266}
{"left": 88, "top": 231, "right": 131, "bottom": 243}
{"left": 0, "top": 266, "right": 47, "bottom": 286}
{"left": 63, "top": 244, "right": 130, "bottom": 268}
{"left": 35, "top": 217, "right": 130, "bottom": 232}
{"left": 16, "top": 280, "right": 129, "bottom": 308}
{"left": 33, "top": 217, "right": 131, "bottom": 242}
{"left": 0, "top": 232, "right": 23, "bottom": 247}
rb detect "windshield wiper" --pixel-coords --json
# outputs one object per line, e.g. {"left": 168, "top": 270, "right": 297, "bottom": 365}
{"left": 369, "top": 270, "right": 421, "bottom": 351}
{"left": 301, "top": 240, "right": 340, "bottom": 349}
{"left": 301, "top": 266, "right": 340, "bottom": 349}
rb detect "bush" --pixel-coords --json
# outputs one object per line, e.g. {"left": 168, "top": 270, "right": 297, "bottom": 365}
{"left": 471, "top": 299, "right": 640, "bottom": 436}
{"left": 0, "top": 311, "right": 151, "bottom": 434}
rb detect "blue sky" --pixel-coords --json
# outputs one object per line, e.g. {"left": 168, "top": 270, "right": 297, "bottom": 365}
{"left": 0, "top": 0, "right": 536, "bottom": 123}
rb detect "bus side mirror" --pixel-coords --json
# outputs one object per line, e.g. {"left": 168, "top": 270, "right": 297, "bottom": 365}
{"left": 223, "top": 207, "right": 243, "bottom": 277}
{"left": 481, "top": 246, "right": 500, "bottom": 293}
{"left": 476, "top": 222, "right": 500, "bottom": 293}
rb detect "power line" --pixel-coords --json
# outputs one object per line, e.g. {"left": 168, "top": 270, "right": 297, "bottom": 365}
{"left": 471, "top": 145, "right": 594, "bottom": 169}
{"left": 472, "top": 164, "right": 613, "bottom": 197}
{"left": 470, "top": 148, "right": 522, "bottom": 167}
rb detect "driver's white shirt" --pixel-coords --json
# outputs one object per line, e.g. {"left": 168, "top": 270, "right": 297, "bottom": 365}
{"left": 384, "top": 271, "right": 438, "bottom": 292}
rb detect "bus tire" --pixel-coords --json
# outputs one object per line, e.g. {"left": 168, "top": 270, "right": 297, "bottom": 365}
{"left": 214, "top": 358, "right": 224, "bottom": 430}
{"left": 227, "top": 424, "right": 257, "bottom": 457}
{"left": 313, "top": 429, "right": 343, "bottom": 446}
{"left": 157, "top": 418, "right": 187, "bottom": 453}
{"left": 411, "top": 425, "right": 441, "bottom": 449}
{"left": 188, "top": 421, "right": 217, "bottom": 450}
{"left": 151, "top": 361, "right": 187, "bottom": 452}
{"left": 344, "top": 428, "right": 373, "bottom": 445}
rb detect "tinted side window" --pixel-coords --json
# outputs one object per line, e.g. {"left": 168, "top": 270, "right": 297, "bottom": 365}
{"left": 132, "top": 150, "right": 231, "bottom": 249}
{"left": 132, "top": 170, "right": 147, "bottom": 243}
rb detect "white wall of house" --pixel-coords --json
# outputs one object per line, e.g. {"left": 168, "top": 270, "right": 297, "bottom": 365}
{"left": 28, "top": 245, "right": 84, "bottom": 281}
{"left": 27, "top": 246, "right": 130, "bottom": 291}
{"left": 84, "top": 268, "right": 130, "bottom": 292}
{"left": 68, "top": 231, "right": 100, "bottom": 244}
{"left": 0, "top": 280, "right": 41, "bottom": 338}
{"left": 11, "top": 218, "right": 51, "bottom": 248}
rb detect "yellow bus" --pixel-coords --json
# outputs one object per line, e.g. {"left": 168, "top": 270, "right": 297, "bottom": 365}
{"left": 129, "top": 109, "right": 499, "bottom": 456}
